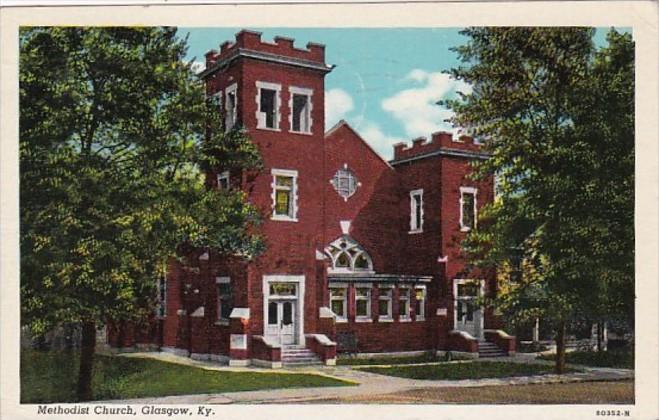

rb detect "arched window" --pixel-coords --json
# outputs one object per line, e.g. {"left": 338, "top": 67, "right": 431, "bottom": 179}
{"left": 325, "top": 236, "right": 373, "bottom": 273}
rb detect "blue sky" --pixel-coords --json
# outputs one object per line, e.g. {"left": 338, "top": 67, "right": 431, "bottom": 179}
{"left": 180, "top": 28, "right": 623, "bottom": 160}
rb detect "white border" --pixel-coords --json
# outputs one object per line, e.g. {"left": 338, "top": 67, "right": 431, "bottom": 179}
{"left": 0, "top": 3, "right": 656, "bottom": 420}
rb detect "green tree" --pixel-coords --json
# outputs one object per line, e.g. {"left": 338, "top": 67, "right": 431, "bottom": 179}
{"left": 445, "top": 28, "right": 634, "bottom": 373}
{"left": 20, "top": 27, "right": 263, "bottom": 401}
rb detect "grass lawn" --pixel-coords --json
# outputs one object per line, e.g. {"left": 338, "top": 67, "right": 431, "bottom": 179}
{"left": 21, "top": 350, "right": 352, "bottom": 403}
{"left": 311, "top": 380, "right": 634, "bottom": 404}
{"left": 538, "top": 349, "right": 634, "bottom": 369}
{"left": 337, "top": 352, "right": 465, "bottom": 366}
{"left": 359, "top": 361, "right": 577, "bottom": 380}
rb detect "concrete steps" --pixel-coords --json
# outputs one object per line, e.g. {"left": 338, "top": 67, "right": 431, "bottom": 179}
{"left": 281, "top": 346, "right": 322, "bottom": 366}
{"left": 478, "top": 340, "right": 508, "bottom": 358}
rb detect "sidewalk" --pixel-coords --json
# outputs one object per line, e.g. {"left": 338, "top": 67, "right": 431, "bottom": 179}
{"left": 106, "top": 352, "right": 634, "bottom": 404}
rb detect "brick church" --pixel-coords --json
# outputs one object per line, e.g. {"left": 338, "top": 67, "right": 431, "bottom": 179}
{"left": 107, "top": 30, "right": 516, "bottom": 367}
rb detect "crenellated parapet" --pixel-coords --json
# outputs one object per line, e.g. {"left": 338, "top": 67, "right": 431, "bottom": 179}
{"left": 202, "top": 30, "right": 330, "bottom": 78}
{"left": 391, "top": 131, "right": 486, "bottom": 164}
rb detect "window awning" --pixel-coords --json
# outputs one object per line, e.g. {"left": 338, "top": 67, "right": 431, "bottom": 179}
{"left": 328, "top": 273, "right": 433, "bottom": 283}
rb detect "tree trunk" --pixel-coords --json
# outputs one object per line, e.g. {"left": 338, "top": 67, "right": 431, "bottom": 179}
{"left": 555, "top": 321, "right": 566, "bottom": 374}
{"left": 596, "top": 322, "right": 602, "bottom": 352}
{"left": 77, "top": 321, "right": 96, "bottom": 401}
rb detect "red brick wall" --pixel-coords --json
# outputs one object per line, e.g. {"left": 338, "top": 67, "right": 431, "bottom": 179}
{"left": 109, "top": 31, "right": 502, "bottom": 357}
{"left": 324, "top": 123, "right": 403, "bottom": 273}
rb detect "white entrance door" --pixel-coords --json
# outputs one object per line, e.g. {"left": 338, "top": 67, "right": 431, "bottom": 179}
{"left": 266, "top": 300, "right": 296, "bottom": 345}
{"left": 454, "top": 280, "right": 483, "bottom": 338}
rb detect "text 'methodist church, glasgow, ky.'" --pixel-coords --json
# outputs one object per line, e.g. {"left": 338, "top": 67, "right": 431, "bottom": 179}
{"left": 106, "top": 29, "right": 516, "bottom": 367}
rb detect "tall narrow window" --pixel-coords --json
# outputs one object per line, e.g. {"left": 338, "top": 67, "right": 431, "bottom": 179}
{"left": 460, "top": 187, "right": 477, "bottom": 231}
{"left": 398, "top": 285, "right": 411, "bottom": 321}
{"left": 330, "top": 286, "right": 347, "bottom": 321}
{"left": 355, "top": 286, "right": 372, "bottom": 321}
{"left": 225, "top": 84, "right": 237, "bottom": 131}
{"left": 271, "top": 169, "right": 298, "bottom": 221}
{"left": 208, "top": 90, "right": 222, "bottom": 113}
{"left": 410, "top": 189, "right": 424, "bottom": 233}
{"left": 216, "top": 277, "right": 232, "bottom": 322}
{"left": 378, "top": 287, "right": 393, "bottom": 320}
{"left": 414, "top": 286, "right": 426, "bottom": 321}
{"left": 289, "top": 86, "right": 313, "bottom": 134}
{"left": 217, "top": 171, "right": 230, "bottom": 190}
{"left": 157, "top": 275, "right": 167, "bottom": 318}
{"left": 256, "top": 82, "right": 281, "bottom": 130}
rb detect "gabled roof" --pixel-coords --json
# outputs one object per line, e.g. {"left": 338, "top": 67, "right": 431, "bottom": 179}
{"left": 324, "top": 120, "right": 393, "bottom": 170}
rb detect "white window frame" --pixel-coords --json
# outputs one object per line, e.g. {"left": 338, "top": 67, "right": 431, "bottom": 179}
{"left": 329, "top": 284, "right": 348, "bottom": 323}
{"left": 414, "top": 285, "right": 426, "bottom": 321}
{"left": 288, "top": 86, "right": 313, "bottom": 134}
{"left": 217, "top": 170, "right": 230, "bottom": 190}
{"left": 459, "top": 186, "right": 478, "bottom": 232}
{"left": 355, "top": 283, "right": 372, "bottom": 323}
{"left": 216, "top": 276, "right": 231, "bottom": 325}
{"left": 271, "top": 168, "right": 299, "bottom": 222}
{"left": 255, "top": 81, "right": 281, "bottom": 131}
{"left": 398, "top": 285, "right": 411, "bottom": 322}
{"left": 224, "top": 83, "right": 238, "bottom": 131}
{"left": 409, "top": 189, "right": 424, "bottom": 233}
{"left": 378, "top": 286, "right": 393, "bottom": 322}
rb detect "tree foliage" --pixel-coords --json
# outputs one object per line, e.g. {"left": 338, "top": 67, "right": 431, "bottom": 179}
{"left": 444, "top": 28, "right": 634, "bottom": 368}
{"left": 20, "top": 27, "right": 263, "bottom": 344}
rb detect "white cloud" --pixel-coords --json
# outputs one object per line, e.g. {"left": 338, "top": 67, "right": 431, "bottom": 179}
{"left": 325, "top": 88, "right": 354, "bottom": 128}
{"left": 190, "top": 61, "right": 206, "bottom": 74}
{"left": 382, "top": 69, "right": 471, "bottom": 139}
{"left": 357, "top": 121, "right": 404, "bottom": 160}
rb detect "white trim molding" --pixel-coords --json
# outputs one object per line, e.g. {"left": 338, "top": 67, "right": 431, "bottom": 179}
{"left": 319, "top": 306, "right": 336, "bottom": 319}
{"left": 255, "top": 81, "right": 282, "bottom": 131}
{"left": 229, "top": 307, "right": 250, "bottom": 320}
{"left": 270, "top": 168, "right": 299, "bottom": 222}
{"left": 459, "top": 186, "right": 478, "bottom": 232}
{"left": 288, "top": 86, "right": 314, "bottom": 134}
